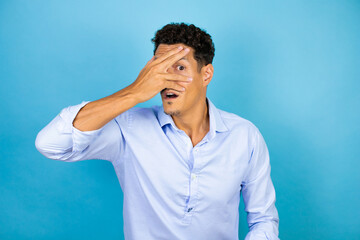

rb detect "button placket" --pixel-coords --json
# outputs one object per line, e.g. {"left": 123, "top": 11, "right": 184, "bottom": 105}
{"left": 181, "top": 137, "right": 207, "bottom": 224}
{"left": 182, "top": 171, "right": 199, "bottom": 224}
{"left": 191, "top": 173, "right": 197, "bottom": 180}
{"left": 186, "top": 163, "right": 199, "bottom": 210}
{"left": 181, "top": 147, "right": 201, "bottom": 224}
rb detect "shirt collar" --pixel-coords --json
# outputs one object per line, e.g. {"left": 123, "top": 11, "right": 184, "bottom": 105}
{"left": 157, "top": 97, "right": 228, "bottom": 139}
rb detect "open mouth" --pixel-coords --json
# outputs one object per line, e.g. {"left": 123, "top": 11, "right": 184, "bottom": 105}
{"left": 161, "top": 89, "right": 180, "bottom": 100}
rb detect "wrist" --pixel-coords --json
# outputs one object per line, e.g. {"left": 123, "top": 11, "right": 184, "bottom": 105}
{"left": 121, "top": 84, "right": 142, "bottom": 105}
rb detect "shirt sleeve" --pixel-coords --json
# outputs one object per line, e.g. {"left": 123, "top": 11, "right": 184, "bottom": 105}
{"left": 35, "top": 101, "right": 125, "bottom": 163}
{"left": 241, "top": 127, "right": 280, "bottom": 240}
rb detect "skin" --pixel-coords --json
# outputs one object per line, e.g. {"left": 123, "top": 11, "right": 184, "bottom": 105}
{"left": 73, "top": 43, "right": 214, "bottom": 147}
{"left": 72, "top": 45, "right": 191, "bottom": 132}
{"left": 155, "top": 43, "right": 214, "bottom": 147}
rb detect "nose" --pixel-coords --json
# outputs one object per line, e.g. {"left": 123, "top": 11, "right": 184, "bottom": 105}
{"left": 166, "top": 65, "right": 176, "bottom": 74}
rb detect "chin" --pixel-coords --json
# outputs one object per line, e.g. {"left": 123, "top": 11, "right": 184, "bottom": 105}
{"left": 161, "top": 92, "right": 184, "bottom": 116}
{"left": 163, "top": 104, "right": 181, "bottom": 116}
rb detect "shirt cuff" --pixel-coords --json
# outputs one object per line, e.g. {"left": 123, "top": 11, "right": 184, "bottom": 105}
{"left": 57, "top": 100, "right": 103, "bottom": 152}
{"left": 245, "top": 230, "right": 280, "bottom": 240}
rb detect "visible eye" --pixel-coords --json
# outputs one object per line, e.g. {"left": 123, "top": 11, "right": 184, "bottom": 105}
{"left": 176, "top": 65, "right": 185, "bottom": 71}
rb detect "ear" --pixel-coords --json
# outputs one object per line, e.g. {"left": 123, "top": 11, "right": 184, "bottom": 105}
{"left": 202, "top": 64, "right": 214, "bottom": 87}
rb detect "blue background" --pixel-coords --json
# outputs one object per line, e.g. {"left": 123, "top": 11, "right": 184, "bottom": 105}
{"left": 1, "top": 0, "right": 359, "bottom": 239}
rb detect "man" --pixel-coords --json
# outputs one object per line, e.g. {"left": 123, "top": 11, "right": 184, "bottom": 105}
{"left": 35, "top": 22, "right": 279, "bottom": 240}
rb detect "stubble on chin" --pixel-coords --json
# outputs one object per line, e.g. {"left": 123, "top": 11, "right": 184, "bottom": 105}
{"left": 164, "top": 109, "right": 181, "bottom": 117}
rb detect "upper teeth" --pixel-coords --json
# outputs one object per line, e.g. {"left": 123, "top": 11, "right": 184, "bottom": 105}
{"left": 167, "top": 93, "right": 175, "bottom": 96}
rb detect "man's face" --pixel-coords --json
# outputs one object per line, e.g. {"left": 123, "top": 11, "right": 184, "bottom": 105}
{"left": 155, "top": 43, "right": 207, "bottom": 117}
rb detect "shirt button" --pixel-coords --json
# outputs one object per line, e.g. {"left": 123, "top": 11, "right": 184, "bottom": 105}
{"left": 191, "top": 173, "right": 197, "bottom": 180}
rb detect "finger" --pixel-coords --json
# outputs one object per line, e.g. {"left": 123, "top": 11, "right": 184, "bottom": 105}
{"left": 162, "top": 48, "right": 190, "bottom": 70}
{"left": 152, "top": 46, "right": 184, "bottom": 64}
{"left": 139, "top": 56, "right": 155, "bottom": 75}
{"left": 160, "top": 73, "right": 193, "bottom": 82}
{"left": 164, "top": 81, "right": 187, "bottom": 92}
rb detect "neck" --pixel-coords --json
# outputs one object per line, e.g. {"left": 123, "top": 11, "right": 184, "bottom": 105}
{"left": 172, "top": 98, "right": 210, "bottom": 141}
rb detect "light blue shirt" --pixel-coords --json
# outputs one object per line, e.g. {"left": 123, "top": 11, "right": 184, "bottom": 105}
{"left": 35, "top": 97, "right": 279, "bottom": 240}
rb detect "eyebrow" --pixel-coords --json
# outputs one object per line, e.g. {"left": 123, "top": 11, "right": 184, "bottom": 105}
{"left": 179, "top": 57, "right": 189, "bottom": 62}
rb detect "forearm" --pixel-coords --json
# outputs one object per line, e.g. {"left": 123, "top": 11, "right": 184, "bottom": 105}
{"left": 73, "top": 85, "right": 139, "bottom": 131}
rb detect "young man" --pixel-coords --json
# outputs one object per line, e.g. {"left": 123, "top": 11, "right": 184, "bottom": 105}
{"left": 35, "top": 23, "right": 279, "bottom": 240}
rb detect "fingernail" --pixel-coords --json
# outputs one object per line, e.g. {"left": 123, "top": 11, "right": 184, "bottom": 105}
{"left": 182, "top": 87, "right": 186, "bottom": 91}
{"left": 184, "top": 48, "right": 190, "bottom": 52}
{"left": 188, "top": 77, "right": 193, "bottom": 81}
{"left": 178, "top": 46, "right": 183, "bottom": 50}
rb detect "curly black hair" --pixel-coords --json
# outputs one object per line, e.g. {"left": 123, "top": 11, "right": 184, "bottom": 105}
{"left": 151, "top": 22, "right": 215, "bottom": 72}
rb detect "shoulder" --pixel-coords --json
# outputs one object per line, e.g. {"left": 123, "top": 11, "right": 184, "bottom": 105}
{"left": 220, "top": 108, "right": 258, "bottom": 130}
{"left": 114, "top": 105, "right": 160, "bottom": 125}
{"left": 217, "top": 108, "right": 262, "bottom": 143}
{"left": 129, "top": 105, "right": 161, "bottom": 117}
